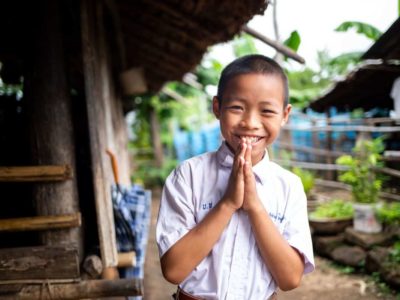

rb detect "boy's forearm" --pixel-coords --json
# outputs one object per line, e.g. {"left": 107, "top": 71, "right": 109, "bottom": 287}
{"left": 161, "top": 199, "right": 236, "bottom": 284}
{"left": 247, "top": 206, "right": 304, "bottom": 291}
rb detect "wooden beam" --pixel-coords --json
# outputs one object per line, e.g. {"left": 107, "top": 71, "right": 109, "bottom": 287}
{"left": 242, "top": 25, "right": 305, "bottom": 64}
{"left": 275, "top": 141, "right": 347, "bottom": 159}
{"left": 81, "top": 0, "right": 118, "bottom": 267}
{"left": 0, "top": 279, "right": 143, "bottom": 300}
{"left": 315, "top": 179, "right": 400, "bottom": 201}
{"left": 0, "top": 246, "right": 79, "bottom": 280}
{"left": 0, "top": 213, "right": 81, "bottom": 232}
{"left": 283, "top": 124, "right": 400, "bottom": 132}
{"left": 0, "top": 165, "right": 72, "bottom": 182}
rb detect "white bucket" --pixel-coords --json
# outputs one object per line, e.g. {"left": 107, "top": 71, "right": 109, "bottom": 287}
{"left": 353, "top": 203, "right": 382, "bottom": 233}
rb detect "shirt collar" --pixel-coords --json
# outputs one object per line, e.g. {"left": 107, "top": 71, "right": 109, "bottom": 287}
{"left": 216, "top": 142, "right": 270, "bottom": 184}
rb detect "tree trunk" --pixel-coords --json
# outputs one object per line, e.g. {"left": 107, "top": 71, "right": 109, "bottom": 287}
{"left": 150, "top": 108, "right": 164, "bottom": 168}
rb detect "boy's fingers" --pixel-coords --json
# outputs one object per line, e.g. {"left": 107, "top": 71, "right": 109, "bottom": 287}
{"left": 233, "top": 142, "right": 246, "bottom": 172}
{"left": 245, "top": 140, "right": 252, "bottom": 166}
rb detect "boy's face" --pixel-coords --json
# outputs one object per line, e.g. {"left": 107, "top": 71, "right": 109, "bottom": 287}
{"left": 213, "top": 73, "right": 291, "bottom": 165}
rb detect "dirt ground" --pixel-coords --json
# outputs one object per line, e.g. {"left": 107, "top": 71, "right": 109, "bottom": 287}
{"left": 144, "top": 189, "right": 398, "bottom": 300}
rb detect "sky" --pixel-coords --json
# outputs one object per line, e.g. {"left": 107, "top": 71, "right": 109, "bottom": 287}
{"left": 210, "top": 0, "right": 398, "bottom": 69}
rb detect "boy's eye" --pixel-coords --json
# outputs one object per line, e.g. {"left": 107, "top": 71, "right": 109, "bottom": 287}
{"left": 262, "top": 109, "right": 276, "bottom": 114}
{"left": 227, "top": 105, "right": 243, "bottom": 111}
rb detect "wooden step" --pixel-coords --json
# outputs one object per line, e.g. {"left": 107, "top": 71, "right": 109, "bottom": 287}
{"left": 0, "top": 165, "right": 72, "bottom": 182}
{"left": 0, "top": 213, "right": 81, "bottom": 232}
{"left": 0, "top": 278, "right": 143, "bottom": 299}
{"left": 0, "top": 246, "right": 79, "bottom": 280}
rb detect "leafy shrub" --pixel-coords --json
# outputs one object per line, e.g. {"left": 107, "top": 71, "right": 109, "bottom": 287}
{"left": 132, "top": 158, "right": 178, "bottom": 187}
{"left": 293, "top": 167, "right": 315, "bottom": 196}
{"left": 336, "top": 137, "right": 385, "bottom": 204}
{"left": 388, "top": 241, "right": 400, "bottom": 265}
{"left": 377, "top": 202, "right": 400, "bottom": 226}
{"left": 311, "top": 198, "right": 354, "bottom": 219}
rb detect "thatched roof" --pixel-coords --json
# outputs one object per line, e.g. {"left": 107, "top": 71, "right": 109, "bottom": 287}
{"left": 116, "top": 0, "right": 269, "bottom": 91}
{"left": 362, "top": 18, "right": 400, "bottom": 60}
{"left": 308, "top": 18, "right": 400, "bottom": 113}
{"left": 308, "top": 63, "right": 400, "bottom": 113}
{"left": 0, "top": 0, "right": 268, "bottom": 93}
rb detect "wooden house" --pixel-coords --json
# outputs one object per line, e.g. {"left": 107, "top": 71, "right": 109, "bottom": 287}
{"left": 0, "top": 0, "right": 268, "bottom": 298}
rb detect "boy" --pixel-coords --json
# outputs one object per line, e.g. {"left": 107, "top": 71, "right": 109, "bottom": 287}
{"left": 156, "top": 55, "right": 314, "bottom": 300}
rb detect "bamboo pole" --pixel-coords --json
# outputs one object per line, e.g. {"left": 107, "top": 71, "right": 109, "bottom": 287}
{"left": 242, "top": 25, "right": 305, "bottom": 64}
{"left": 0, "top": 165, "right": 72, "bottom": 182}
{"left": 0, "top": 213, "right": 81, "bottom": 232}
{"left": 0, "top": 279, "right": 143, "bottom": 300}
{"left": 117, "top": 251, "right": 136, "bottom": 268}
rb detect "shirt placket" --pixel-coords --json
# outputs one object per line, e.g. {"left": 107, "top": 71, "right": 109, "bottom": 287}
{"left": 225, "top": 211, "right": 249, "bottom": 300}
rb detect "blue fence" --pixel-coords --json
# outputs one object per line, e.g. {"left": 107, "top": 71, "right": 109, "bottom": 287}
{"left": 173, "top": 122, "right": 221, "bottom": 161}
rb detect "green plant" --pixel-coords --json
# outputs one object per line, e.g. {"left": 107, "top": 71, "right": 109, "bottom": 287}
{"left": 377, "top": 202, "right": 400, "bottom": 226}
{"left": 311, "top": 198, "right": 354, "bottom": 219}
{"left": 132, "top": 158, "right": 178, "bottom": 187}
{"left": 329, "top": 261, "right": 355, "bottom": 274}
{"left": 336, "top": 137, "right": 385, "bottom": 204}
{"left": 388, "top": 241, "right": 400, "bottom": 265}
{"left": 292, "top": 167, "right": 315, "bottom": 196}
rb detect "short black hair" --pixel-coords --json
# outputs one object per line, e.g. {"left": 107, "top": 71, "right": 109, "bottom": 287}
{"left": 216, "top": 54, "right": 289, "bottom": 107}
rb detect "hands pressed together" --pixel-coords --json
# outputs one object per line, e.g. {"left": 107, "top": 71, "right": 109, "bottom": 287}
{"left": 223, "top": 138, "right": 264, "bottom": 214}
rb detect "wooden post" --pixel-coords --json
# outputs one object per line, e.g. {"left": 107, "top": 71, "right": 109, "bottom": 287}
{"left": 311, "top": 119, "right": 320, "bottom": 163}
{"left": 24, "top": 0, "right": 82, "bottom": 255}
{"left": 81, "top": 0, "right": 120, "bottom": 267}
{"left": 325, "top": 110, "right": 334, "bottom": 180}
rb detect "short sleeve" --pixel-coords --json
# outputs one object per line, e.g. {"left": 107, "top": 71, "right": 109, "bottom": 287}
{"left": 156, "top": 165, "right": 196, "bottom": 257}
{"left": 282, "top": 176, "right": 315, "bottom": 274}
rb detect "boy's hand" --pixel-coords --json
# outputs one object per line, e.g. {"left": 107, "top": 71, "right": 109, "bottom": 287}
{"left": 222, "top": 139, "right": 247, "bottom": 211}
{"left": 242, "top": 140, "right": 264, "bottom": 213}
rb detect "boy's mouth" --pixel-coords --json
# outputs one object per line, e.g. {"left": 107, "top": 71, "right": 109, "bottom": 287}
{"left": 234, "top": 135, "right": 263, "bottom": 144}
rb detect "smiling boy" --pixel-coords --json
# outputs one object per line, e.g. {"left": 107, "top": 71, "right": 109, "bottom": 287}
{"left": 156, "top": 55, "right": 314, "bottom": 300}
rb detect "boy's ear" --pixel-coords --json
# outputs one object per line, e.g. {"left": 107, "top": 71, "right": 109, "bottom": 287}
{"left": 281, "top": 104, "right": 292, "bottom": 126}
{"left": 212, "top": 96, "right": 220, "bottom": 119}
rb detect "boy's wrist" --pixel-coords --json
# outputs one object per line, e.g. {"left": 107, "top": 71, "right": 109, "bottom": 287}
{"left": 219, "top": 198, "right": 240, "bottom": 214}
{"left": 244, "top": 199, "right": 265, "bottom": 216}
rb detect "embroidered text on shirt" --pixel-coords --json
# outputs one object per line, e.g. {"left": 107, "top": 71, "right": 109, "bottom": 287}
{"left": 202, "top": 202, "right": 213, "bottom": 210}
{"left": 269, "top": 212, "right": 285, "bottom": 223}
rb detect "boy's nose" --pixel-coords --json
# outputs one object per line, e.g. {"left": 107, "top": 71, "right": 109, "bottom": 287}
{"left": 240, "top": 112, "right": 260, "bottom": 129}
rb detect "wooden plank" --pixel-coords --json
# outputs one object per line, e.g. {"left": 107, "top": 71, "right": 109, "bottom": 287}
{"left": 0, "top": 246, "right": 79, "bottom": 280}
{"left": 0, "top": 165, "right": 72, "bottom": 182}
{"left": 0, "top": 213, "right": 81, "bottom": 232}
{"left": 81, "top": 0, "right": 118, "bottom": 267}
{"left": 0, "top": 279, "right": 143, "bottom": 300}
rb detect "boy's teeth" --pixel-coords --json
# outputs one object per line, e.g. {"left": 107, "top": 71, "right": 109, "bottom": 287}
{"left": 241, "top": 136, "right": 259, "bottom": 143}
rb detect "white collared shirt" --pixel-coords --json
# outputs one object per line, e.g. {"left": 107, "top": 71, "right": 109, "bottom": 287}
{"left": 156, "top": 142, "right": 314, "bottom": 300}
